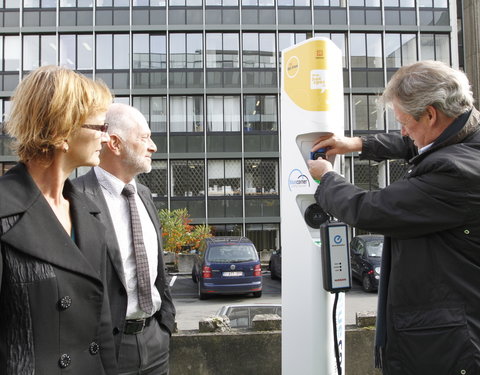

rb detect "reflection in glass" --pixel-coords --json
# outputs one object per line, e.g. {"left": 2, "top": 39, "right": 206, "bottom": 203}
{"left": 78, "top": 35, "right": 93, "bottom": 69}
{"left": 23, "top": 36, "right": 39, "bottom": 71}
{"left": 60, "top": 35, "right": 76, "bottom": 69}
{"left": 5, "top": 36, "right": 21, "bottom": 71}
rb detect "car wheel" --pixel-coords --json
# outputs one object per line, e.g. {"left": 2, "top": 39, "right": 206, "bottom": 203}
{"left": 362, "top": 274, "right": 374, "bottom": 293}
{"left": 253, "top": 291, "right": 262, "bottom": 298}
{"left": 198, "top": 281, "right": 207, "bottom": 300}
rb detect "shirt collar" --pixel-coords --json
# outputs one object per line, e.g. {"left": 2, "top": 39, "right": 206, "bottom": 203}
{"left": 94, "top": 166, "right": 137, "bottom": 197}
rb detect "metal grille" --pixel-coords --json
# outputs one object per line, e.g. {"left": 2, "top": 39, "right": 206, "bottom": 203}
{"left": 171, "top": 159, "right": 205, "bottom": 197}
{"left": 244, "top": 159, "right": 278, "bottom": 195}
{"left": 353, "top": 159, "right": 382, "bottom": 190}
{"left": 137, "top": 160, "right": 168, "bottom": 198}
{"left": 207, "top": 159, "right": 242, "bottom": 196}
{"left": 389, "top": 159, "right": 409, "bottom": 183}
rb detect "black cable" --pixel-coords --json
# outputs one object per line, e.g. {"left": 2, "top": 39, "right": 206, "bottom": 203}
{"left": 332, "top": 292, "right": 342, "bottom": 375}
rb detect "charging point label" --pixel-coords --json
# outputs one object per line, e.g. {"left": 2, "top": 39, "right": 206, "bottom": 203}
{"left": 328, "top": 225, "right": 351, "bottom": 290}
{"left": 283, "top": 39, "right": 331, "bottom": 112}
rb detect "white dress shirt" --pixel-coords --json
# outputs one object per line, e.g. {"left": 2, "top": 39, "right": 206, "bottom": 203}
{"left": 94, "top": 166, "right": 162, "bottom": 319}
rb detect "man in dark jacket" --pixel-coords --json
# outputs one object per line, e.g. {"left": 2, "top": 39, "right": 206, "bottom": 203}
{"left": 308, "top": 60, "right": 480, "bottom": 375}
{"left": 73, "top": 103, "right": 176, "bottom": 375}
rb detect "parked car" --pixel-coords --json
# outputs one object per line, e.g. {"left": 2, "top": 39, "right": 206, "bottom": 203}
{"left": 350, "top": 234, "right": 384, "bottom": 292}
{"left": 192, "top": 236, "right": 262, "bottom": 300}
{"left": 268, "top": 249, "right": 282, "bottom": 280}
{"left": 216, "top": 304, "right": 282, "bottom": 328}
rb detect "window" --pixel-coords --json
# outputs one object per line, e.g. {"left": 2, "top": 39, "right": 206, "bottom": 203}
{"left": 206, "top": 33, "right": 239, "bottom": 69}
{"left": 246, "top": 223, "right": 279, "bottom": 251}
{"left": 207, "top": 96, "right": 240, "bottom": 132}
{"left": 353, "top": 159, "right": 385, "bottom": 190}
{"left": 243, "top": 33, "right": 275, "bottom": 69}
{"left": 208, "top": 160, "right": 242, "bottom": 196}
{"left": 170, "top": 96, "right": 203, "bottom": 133}
{"left": 350, "top": 33, "right": 384, "bottom": 87}
{"left": 23, "top": 35, "right": 57, "bottom": 71}
{"left": 96, "top": 34, "right": 129, "bottom": 69}
{"left": 133, "top": 96, "right": 167, "bottom": 133}
{"left": 351, "top": 95, "right": 383, "bottom": 132}
{"left": 169, "top": 33, "right": 203, "bottom": 69}
{"left": 133, "top": 33, "right": 166, "bottom": 69}
{"left": 60, "top": 0, "right": 94, "bottom": 6}
{"left": 420, "top": 34, "right": 450, "bottom": 64}
{"left": 171, "top": 160, "right": 205, "bottom": 197}
{"left": 4, "top": 36, "right": 20, "bottom": 71}
{"left": 244, "top": 95, "right": 277, "bottom": 132}
{"left": 244, "top": 159, "right": 278, "bottom": 195}
{"left": 60, "top": 34, "right": 93, "bottom": 70}
{"left": 385, "top": 33, "right": 417, "bottom": 68}
{"left": 133, "top": 0, "right": 165, "bottom": 5}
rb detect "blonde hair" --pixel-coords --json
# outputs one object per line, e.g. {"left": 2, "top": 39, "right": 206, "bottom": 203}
{"left": 5, "top": 65, "right": 112, "bottom": 163}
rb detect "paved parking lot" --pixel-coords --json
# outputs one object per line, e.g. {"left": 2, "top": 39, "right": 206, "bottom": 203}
{"left": 170, "top": 272, "right": 377, "bottom": 331}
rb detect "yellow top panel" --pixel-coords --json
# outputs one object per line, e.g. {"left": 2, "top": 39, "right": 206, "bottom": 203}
{"left": 283, "top": 39, "right": 337, "bottom": 112}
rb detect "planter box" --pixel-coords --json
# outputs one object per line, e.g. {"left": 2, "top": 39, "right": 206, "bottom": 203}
{"left": 176, "top": 253, "right": 196, "bottom": 274}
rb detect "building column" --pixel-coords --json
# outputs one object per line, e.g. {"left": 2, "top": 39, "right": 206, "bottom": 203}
{"left": 463, "top": 0, "right": 480, "bottom": 103}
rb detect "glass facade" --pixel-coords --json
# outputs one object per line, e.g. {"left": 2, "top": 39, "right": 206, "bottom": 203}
{"left": 0, "top": 0, "right": 461, "bottom": 251}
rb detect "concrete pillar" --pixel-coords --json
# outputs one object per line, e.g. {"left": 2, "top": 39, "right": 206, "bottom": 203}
{"left": 463, "top": 0, "right": 480, "bottom": 103}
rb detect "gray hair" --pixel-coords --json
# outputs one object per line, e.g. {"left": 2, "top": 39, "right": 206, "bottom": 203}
{"left": 105, "top": 102, "right": 147, "bottom": 138}
{"left": 380, "top": 60, "right": 474, "bottom": 120}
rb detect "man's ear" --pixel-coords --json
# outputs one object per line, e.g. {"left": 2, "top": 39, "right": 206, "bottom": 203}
{"left": 106, "top": 134, "right": 122, "bottom": 155}
{"left": 425, "top": 105, "right": 437, "bottom": 126}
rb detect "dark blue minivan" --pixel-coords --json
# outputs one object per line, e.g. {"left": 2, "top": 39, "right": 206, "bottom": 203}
{"left": 192, "top": 237, "right": 262, "bottom": 300}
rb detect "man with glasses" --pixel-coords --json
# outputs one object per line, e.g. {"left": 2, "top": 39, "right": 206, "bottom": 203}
{"left": 74, "top": 103, "right": 175, "bottom": 375}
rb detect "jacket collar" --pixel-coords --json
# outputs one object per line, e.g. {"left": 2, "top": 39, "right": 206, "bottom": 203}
{"left": 1, "top": 163, "right": 104, "bottom": 281}
{"left": 410, "top": 107, "right": 480, "bottom": 165}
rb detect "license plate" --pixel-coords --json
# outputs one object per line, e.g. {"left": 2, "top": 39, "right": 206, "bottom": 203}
{"left": 223, "top": 271, "right": 243, "bottom": 277}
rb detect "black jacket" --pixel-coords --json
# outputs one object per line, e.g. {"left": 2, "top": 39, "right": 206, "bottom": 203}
{"left": 0, "top": 163, "right": 117, "bottom": 375}
{"left": 72, "top": 168, "right": 176, "bottom": 357}
{"left": 315, "top": 109, "right": 480, "bottom": 375}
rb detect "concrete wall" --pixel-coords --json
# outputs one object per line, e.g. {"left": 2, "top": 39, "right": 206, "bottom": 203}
{"left": 170, "top": 326, "right": 381, "bottom": 375}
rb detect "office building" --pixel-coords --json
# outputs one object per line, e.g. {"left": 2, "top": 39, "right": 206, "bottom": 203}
{"left": 0, "top": 0, "right": 471, "bottom": 251}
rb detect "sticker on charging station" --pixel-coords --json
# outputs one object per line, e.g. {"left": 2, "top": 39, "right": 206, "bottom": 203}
{"left": 328, "top": 226, "right": 350, "bottom": 289}
{"left": 287, "top": 169, "right": 310, "bottom": 191}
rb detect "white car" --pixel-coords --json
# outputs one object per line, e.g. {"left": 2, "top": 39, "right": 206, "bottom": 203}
{"left": 216, "top": 304, "right": 282, "bottom": 328}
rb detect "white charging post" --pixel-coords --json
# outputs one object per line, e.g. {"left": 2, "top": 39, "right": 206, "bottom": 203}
{"left": 280, "top": 37, "right": 346, "bottom": 375}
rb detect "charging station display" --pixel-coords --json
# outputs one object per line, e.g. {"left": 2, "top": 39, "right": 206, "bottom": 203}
{"left": 280, "top": 37, "right": 346, "bottom": 375}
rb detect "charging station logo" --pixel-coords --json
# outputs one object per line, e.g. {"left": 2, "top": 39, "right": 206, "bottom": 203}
{"left": 334, "top": 234, "right": 343, "bottom": 245}
{"left": 310, "top": 69, "right": 328, "bottom": 93}
{"left": 288, "top": 169, "right": 310, "bottom": 191}
{"left": 286, "top": 56, "right": 300, "bottom": 78}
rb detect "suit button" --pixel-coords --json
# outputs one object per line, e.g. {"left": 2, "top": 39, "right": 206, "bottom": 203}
{"left": 58, "top": 296, "right": 72, "bottom": 310}
{"left": 89, "top": 342, "right": 100, "bottom": 355}
{"left": 58, "top": 353, "right": 71, "bottom": 368}
{"left": 113, "top": 327, "right": 120, "bottom": 335}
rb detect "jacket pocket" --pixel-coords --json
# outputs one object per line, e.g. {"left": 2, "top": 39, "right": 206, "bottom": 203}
{"left": 391, "top": 306, "right": 479, "bottom": 375}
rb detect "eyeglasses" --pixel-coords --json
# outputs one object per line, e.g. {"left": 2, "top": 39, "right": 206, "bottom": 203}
{"left": 81, "top": 123, "right": 109, "bottom": 133}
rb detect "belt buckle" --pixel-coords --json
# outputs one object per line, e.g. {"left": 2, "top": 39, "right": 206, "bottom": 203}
{"left": 131, "top": 318, "right": 146, "bottom": 334}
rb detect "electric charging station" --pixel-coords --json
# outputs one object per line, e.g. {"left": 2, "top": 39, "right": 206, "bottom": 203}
{"left": 280, "top": 37, "right": 346, "bottom": 374}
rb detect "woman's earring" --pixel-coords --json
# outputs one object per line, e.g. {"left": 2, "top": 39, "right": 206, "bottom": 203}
{"left": 63, "top": 143, "right": 69, "bottom": 153}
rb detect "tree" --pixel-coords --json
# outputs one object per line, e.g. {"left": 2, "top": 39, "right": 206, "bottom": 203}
{"left": 159, "top": 208, "right": 212, "bottom": 253}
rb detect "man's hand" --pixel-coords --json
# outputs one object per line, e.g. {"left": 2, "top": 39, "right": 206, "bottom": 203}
{"left": 311, "top": 134, "right": 363, "bottom": 156}
{"left": 308, "top": 159, "right": 333, "bottom": 181}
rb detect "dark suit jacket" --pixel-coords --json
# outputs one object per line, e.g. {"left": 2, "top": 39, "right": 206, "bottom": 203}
{"left": 0, "top": 163, "right": 117, "bottom": 375}
{"left": 73, "top": 168, "right": 176, "bottom": 356}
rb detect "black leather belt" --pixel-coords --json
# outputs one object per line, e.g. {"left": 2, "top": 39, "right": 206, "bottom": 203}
{"left": 124, "top": 317, "right": 154, "bottom": 335}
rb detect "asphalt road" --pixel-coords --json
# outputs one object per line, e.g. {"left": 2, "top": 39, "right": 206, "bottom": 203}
{"left": 170, "top": 272, "right": 377, "bottom": 331}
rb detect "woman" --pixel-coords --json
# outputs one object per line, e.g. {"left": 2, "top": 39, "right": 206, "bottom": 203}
{"left": 0, "top": 66, "right": 117, "bottom": 374}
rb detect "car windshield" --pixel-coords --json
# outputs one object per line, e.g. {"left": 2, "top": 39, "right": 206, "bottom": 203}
{"left": 366, "top": 240, "right": 383, "bottom": 257}
{"left": 207, "top": 245, "right": 258, "bottom": 263}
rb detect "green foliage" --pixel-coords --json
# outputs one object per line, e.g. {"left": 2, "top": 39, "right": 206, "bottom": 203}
{"left": 159, "top": 208, "right": 212, "bottom": 253}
